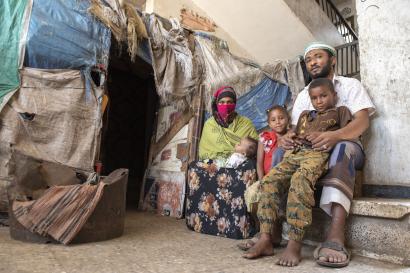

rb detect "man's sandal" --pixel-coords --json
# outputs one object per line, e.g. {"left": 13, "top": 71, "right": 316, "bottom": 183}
{"left": 313, "top": 241, "right": 351, "bottom": 268}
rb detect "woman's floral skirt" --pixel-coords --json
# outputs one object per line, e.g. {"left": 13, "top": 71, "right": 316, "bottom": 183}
{"left": 186, "top": 160, "right": 257, "bottom": 239}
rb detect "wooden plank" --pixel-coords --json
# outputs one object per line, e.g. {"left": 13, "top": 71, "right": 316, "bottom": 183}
{"left": 150, "top": 109, "right": 193, "bottom": 162}
{"left": 187, "top": 86, "right": 204, "bottom": 163}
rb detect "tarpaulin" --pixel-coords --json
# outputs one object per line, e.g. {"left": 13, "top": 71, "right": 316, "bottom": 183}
{"left": 147, "top": 15, "right": 202, "bottom": 110}
{"left": 195, "top": 33, "right": 265, "bottom": 112}
{"left": 0, "top": 68, "right": 102, "bottom": 172}
{"left": 155, "top": 105, "right": 181, "bottom": 142}
{"left": 141, "top": 170, "right": 185, "bottom": 218}
{"left": 24, "top": 0, "right": 110, "bottom": 69}
{"left": 262, "top": 59, "right": 306, "bottom": 111}
{"left": 236, "top": 77, "right": 290, "bottom": 131}
{"left": 0, "top": 0, "right": 30, "bottom": 109}
{"left": 140, "top": 125, "right": 188, "bottom": 218}
{"left": 151, "top": 125, "right": 189, "bottom": 172}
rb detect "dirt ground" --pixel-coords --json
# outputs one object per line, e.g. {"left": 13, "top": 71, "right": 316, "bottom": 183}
{"left": 0, "top": 211, "right": 407, "bottom": 273}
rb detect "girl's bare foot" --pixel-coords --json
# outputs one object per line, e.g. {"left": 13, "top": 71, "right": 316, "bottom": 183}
{"left": 237, "top": 220, "right": 283, "bottom": 251}
{"left": 242, "top": 233, "right": 274, "bottom": 259}
{"left": 276, "top": 240, "right": 302, "bottom": 267}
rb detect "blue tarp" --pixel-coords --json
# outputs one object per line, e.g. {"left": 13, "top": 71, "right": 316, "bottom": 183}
{"left": 236, "top": 77, "right": 291, "bottom": 130}
{"left": 24, "top": 0, "right": 111, "bottom": 69}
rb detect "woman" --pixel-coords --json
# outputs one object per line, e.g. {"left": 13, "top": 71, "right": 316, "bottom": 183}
{"left": 198, "top": 86, "right": 258, "bottom": 162}
{"left": 186, "top": 86, "right": 259, "bottom": 239}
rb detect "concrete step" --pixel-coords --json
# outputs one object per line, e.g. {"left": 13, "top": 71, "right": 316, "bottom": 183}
{"left": 302, "top": 198, "right": 410, "bottom": 265}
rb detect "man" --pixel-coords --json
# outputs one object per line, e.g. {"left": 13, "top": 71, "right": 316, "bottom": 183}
{"left": 243, "top": 42, "right": 375, "bottom": 268}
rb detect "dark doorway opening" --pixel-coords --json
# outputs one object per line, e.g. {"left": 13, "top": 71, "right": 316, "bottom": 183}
{"left": 101, "top": 40, "right": 158, "bottom": 209}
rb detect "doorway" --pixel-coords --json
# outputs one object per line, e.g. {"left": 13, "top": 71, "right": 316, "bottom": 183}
{"left": 101, "top": 40, "right": 158, "bottom": 209}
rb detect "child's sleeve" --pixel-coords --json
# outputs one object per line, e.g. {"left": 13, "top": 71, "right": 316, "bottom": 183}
{"left": 338, "top": 106, "right": 354, "bottom": 128}
{"left": 295, "top": 110, "right": 310, "bottom": 135}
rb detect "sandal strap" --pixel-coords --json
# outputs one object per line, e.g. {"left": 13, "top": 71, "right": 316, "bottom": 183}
{"left": 321, "top": 241, "right": 345, "bottom": 252}
{"left": 314, "top": 241, "right": 350, "bottom": 259}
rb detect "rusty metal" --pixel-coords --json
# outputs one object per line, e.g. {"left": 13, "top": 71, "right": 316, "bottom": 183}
{"left": 9, "top": 169, "right": 128, "bottom": 244}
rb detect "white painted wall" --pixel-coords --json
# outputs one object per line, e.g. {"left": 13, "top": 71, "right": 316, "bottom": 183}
{"left": 145, "top": 0, "right": 255, "bottom": 60}
{"left": 191, "top": 0, "right": 316, "bottom": 63}
{"left": 147, "top": 0, "right": 343, "bottom": 64}
{"left": 357, "top": 0, "right": 410, "bottom": 186}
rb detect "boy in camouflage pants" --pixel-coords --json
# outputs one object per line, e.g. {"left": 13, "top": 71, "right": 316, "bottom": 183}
{"left": 243, "top": 78, "right": 353, "bottom": 266}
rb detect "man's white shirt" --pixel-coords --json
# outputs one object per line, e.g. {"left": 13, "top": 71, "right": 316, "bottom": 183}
{"left": 291, "top": 75, "right": 376, "bottom": 125}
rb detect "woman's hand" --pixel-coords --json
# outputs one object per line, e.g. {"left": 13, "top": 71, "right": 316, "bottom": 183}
{"left": 277, "top": 131, "right": 300, "bottom": 150}
{"left": 306, "top": 131, "right": 341, "bottom": 152}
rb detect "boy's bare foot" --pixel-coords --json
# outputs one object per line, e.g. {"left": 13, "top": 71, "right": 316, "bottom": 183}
{"left": 242, "top": 233, "right": 274, "bottom": 259}
{"left": 276, "top": 240, "right": 302, "bottom": 267}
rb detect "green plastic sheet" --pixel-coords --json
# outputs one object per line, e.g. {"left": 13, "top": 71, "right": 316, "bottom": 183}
{"left": 0, "top": 0, "right": 29, "bottom": 107}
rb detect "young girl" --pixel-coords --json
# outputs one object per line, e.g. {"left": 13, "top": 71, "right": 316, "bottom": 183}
{"left": 256, "top": 105, "right": 290, "bottom": 180}
{"left": 238, "top": 105, "right": 290, "bottom": 251}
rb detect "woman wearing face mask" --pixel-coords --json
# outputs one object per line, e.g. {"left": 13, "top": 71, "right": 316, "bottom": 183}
{"left": 198, "top": 86, "right": 258, "bottom": 163}
{"left": 186, "top": 86, "right": 258, "bottom": 239}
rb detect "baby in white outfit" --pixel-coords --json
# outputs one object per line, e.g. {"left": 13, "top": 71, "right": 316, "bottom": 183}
{"left": 225, "top": 137, "right": 258, "bottom": 168}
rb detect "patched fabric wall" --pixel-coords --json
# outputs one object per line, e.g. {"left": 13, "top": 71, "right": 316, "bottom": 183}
{"left": 0, "top": 68, "right": 102, "bottom": 171}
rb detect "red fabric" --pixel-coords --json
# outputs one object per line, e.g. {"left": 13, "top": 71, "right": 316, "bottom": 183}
{"left": 216, "top": 104, "right": 236, "bottom": 121}
{"left": 213, "top": 86, "right": 235, "bottom": 99}
{"left": 259, "top": 131, "right": 278, "bottom": 175}
{"left": 212, "top": 86, "right": 237, "bottom": 127}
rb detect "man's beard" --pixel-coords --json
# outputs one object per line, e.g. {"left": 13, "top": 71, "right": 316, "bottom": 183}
{"left": 310, "top": 59, "right": 332, "bottom": 79}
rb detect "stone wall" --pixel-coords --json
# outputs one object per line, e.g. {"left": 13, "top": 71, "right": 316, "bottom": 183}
{"left": 357, "top": 0, "right": 410, "bottom": 186}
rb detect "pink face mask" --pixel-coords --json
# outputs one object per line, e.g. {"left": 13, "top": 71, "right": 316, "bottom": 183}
{"left": 217, "top": 104, "right": 236, "bottom": 121}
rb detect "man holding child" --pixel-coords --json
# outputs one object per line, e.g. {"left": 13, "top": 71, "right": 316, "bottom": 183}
{"left": 242, "top": 42, "right": 375, "bottom": 268}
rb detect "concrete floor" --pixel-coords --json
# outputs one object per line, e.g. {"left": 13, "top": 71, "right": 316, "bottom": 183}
{"left": 0, "top": 211, "right": 408, "bottom": 273}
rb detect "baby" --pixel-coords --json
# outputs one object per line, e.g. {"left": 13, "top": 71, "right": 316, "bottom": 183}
{"left": 225, "top": 137, "right": 258, "bottom": 168}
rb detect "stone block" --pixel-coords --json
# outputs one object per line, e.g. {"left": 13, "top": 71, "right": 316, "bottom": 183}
{"left": 303, "top": 198, "right": 410, "bottom": 265}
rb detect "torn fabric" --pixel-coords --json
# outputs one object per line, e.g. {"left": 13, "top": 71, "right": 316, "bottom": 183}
{"left": 0, "top": 68, "right": 102, "bottom": 172}
{"left": 194, "top": 33, "right": 266, "bottom": 112}
{"left": 147, "top": 15, "right": 202, "bottom": 110}
{"left": 88, "top": 0, "right": 147, "bottom": 62}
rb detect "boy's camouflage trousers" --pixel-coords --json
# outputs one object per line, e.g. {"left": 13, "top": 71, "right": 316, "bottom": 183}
{"left": 258, "top": 147, "right": 329, "bottom": 241}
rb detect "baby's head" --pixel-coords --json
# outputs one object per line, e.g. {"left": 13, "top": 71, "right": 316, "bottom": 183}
{"left": 308, "top": 78, "right": 337, "bottom": 112}
{"left": 266, "top": 105, "right": 289, "bottom": 135}
{"left": 235, "top": 137, "right": 258, "bottom": 158}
